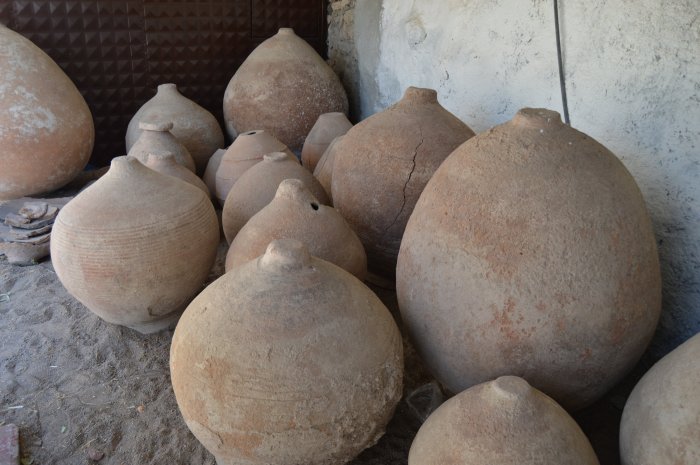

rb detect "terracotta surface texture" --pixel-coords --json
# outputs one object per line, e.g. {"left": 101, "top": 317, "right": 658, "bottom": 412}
{"left": 397, "top": 108, "right": 662, "bottom": 411}
{"left": 0, "top": 24, "right": 94, "bottom": 200}
{"left": 331, "top": 87, "right": 475, "bottom": 280}
{"left": 223, "top": 28, "right": 349, "bottom": 151}
{"left": 143, "top": 152, "right": 210, "bottom": 197}
{"left": 221, "top": 152, "right": 330, "bottom": 243}
{"left": 127, "top": 120, "right": 196, "bottom": 172}
{"left": 50, "top": 156, "right": 219, "bottom": 334}
{"left": 620, "top": 333, "right": 700, "bottom": 465}
{"left": 313, "top": 135, "right": 345, "bottom": 204}
{"left": 225, "top": 179, "right": 366, "bottom": 280}
{"left": 214, "top": 129, "right": 294, "bottom": 205}
{"left": 408, "top": 376, "right": 600, "bottom": 465}
{"left": 170, "top": 239, "right": 403, "bottom": 465}
{"left": 126, "top": 83, "right": 224, "bottom": 174}
{"left": 203, "top": 148, "right": 226, "bottom": 198}
{"left": 302, "top": 112, "right": 353, "bottom": 172}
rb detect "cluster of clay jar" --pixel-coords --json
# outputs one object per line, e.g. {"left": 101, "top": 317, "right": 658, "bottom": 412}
{"left": 4, "top": 22, "right": 697, "bottom": 465}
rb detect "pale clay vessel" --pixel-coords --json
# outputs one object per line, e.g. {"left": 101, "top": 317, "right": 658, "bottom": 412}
{"left": 126, "top": 83, "right": 224, "bottom": 174}
{"left": 223, "top": 28, "right": 348, "bottom": 151}
{"left": 221, "top": 152, "right": 329, "bottom": 243}
{"left": 409, "top": 376, "right": 600, "bottom": 465}
{"left": 51, "top": 156, "right": 219, "bottom": 334}
{"left": 171, "top": 239, "right": 403, "bottom": 465}
{"left": 331, "top": 87, "right": 475, "bottom": 281}
{"left": 214, "top": 129, "right": 294, "bottom": 205}
{"left": 301, "top": 112, "right": 353, "bottom": 172}
{"left": 397, "top": 108, "right": 662, "bottom": 410}
{"left": 0, "top": 25, "right": 94, "bottom": 199}
{"left": 225, "top": 179, "right": 366, "bottom": 280}
{"left": 142, "top": 152, "right": 210, "bottom": 197}
{"left": 127, "top": 120, "right": 196, "bottom": 172}
{"left": 620, "top": 332, "right": 700, "bottom": 465}
{"left": 313, "top": 135, "right": 344, "bottom": 204}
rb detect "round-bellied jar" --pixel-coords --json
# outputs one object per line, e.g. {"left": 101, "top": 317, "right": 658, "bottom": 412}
{"left": 171, "top": 239, "right": 403, "bottom": 465}
{"left": 397, "top": 108, "right": 662, "bottom": 410}
{"left": 51, "top": 156, "right": 219, "bottom": 333}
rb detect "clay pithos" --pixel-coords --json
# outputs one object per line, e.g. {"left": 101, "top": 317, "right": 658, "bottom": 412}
{"left": 51, "top": 156, "right": 219, "bottom": 334}
{"left": 301, "top": 112, "right": 353, "bottom": 172}
{"left": 313, "top": 135, "right": 344, "bottom": 204}
{"left": 0, "top": 24, "right": 94, "bottom": 200}
{"left": 203, "top": 148, "right": 226, "bottom": 198}
{"left": 223, "top": 28, "right": 349, "bottom": 151}
{"left": 127, "top": 120, "right": 196, "bottom": 173}
{"left": 397, "top": 108, "right": 662, "bottom": 410}
{"left": 225, "top": 179, "right": 366, "bottom": 280}
{"left": 331, "top": 87, "right": 475, "bottom": 282}
{"left": 409, "top": 376, "right": 600, "bottom": 465}
{"left": 170, "top": 239, "right": 403, "bottom": 465}
{"left": 619, "top": 333, "right": 700, "bottom": 465}
{"left": 214, "top": 130, "right": 294, "bottom": 205}
{"left": 142, "top": 152, "right": 210, "bottom": 197}
{"left": 221, "top": 152, "right": 329, "bottom": 243}
{"left": 126, "top": 83, "right": 224, "bottom": 174}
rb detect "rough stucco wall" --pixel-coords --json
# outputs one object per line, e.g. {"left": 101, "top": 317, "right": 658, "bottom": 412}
{"left": 328, "top": 0, "right": 700, "bottom": 357}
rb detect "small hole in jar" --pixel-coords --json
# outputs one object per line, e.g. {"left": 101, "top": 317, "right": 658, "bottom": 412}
{"left": 310, "top": 203, "right": 319, "bottom": 210}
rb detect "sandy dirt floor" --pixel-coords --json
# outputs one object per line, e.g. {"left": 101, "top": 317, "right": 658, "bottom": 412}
{"left": 1, "top": 240, "right": 625, "bottom": 464}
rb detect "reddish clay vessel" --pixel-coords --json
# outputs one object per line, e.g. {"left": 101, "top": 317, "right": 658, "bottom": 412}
{"left": 397, "top": 108, "right": 662, "bottom": 410}
{"left": 409, "top": 376, "right": 600, "bottom": 465}
{"left": 214, "top": 129, "right": 294, "bottom": 205}
{"left": 313, "top": 135, "right": 344, "bottom": 204}
{"left": 301, "top": 112, "right": 353, "bottom": 172}
{"left": 127, "top": 120, "right": 196, "bottom": 172}
{"left": 223, "top": 28, "right": 349, "bottom": 151}
{"left": 143, "top": 152, "right": 210, "bottom": 197}
{"left": 620, "top": 333, "right": 700, "bottom": 465}
{"left": 126, "top": 83, "right": 224, "bottom": 174}
{"left": 203, "top": 148, "right": 226, "bottom": 198}
{"left": 331, "top": 87, "right": 475, "bottom": 281}
{"left": 221, "top": 152, "right": 329, "bottom": 242}
{"left": 51, "top": 156, "right": 219, "bottom": 334}
{"left": 0, "top": 25, "right": 94, "bottom": 200}
{"left": 226, "top": 179, "right": 366, "bottom": 280}
{"left": 171, "top": 239, "right": 403, "bottom": 465}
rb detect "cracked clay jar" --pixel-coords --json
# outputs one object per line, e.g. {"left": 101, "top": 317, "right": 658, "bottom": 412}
{"left": 397, "top": 108, "right": 661, "bottom": 410}
{"left": 170, "top": 239, "right": 403, "bottom": 465}
{"left": 330, "top": 87, "right": 474, "bottom": 283}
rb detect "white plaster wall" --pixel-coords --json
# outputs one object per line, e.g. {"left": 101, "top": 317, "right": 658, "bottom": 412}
{"left": 329, "top": 0, "right": 700, "bottom": 356}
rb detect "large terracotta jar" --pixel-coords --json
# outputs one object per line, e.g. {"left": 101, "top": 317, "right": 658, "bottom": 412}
{"left": 142, "top": 152, "right": 210, "bottom": 197}
{"left": 226, "top": 179, "right": 366, "bottom": 280}
{"left": 313, "top": 135, "right": 344, "bottom": 204}
{"left": 51, "top": 156, "right": 219, "bottom": 334}
{"left": 620, "top": 333, "right": 700, "bottom": 465}
{"left": 0, "top": 25, "right": 94, "bottom": 200}
{"left": 171, "top": 239, "right": 403, "bottom": 465}
{"left": 203, "top": 148, "right": 226, "bottom": 197}
{"left": 223, "top": 28, "right": 349, "bottom": 151}
{"left": 331, "top": 87, "right": 475, "bottom": 282}
{"left": 126, "top": 83, "right": 224, "bottom": 174}
{"left": 409, "top": 376, "right": 600, "bottom": 465}
{"left": 214, "top": 129, "right": 294, "bottom": 205}
{"left": 397, "top": 108, "right": 662, "bottom": 410}
{"left": 301, "top": 112, "right": 353, "bottom": 171}
{"left": 127, "top": 120, "right": 196, "bottom": 172}
{"left": 221, "top": 152, "right": 329, "bottom": 242}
